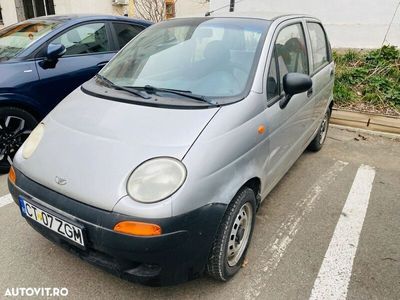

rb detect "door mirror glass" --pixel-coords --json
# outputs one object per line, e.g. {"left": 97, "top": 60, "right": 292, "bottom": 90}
{"left": 280, "top": 73, "right": 312, "bottom": 109}
{"left": 46, "top": 43, "right": 66, "bottom": 61}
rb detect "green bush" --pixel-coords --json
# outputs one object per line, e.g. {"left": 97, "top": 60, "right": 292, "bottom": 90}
{"left": 333, "top": 46, "right": 400, "bottom": 112}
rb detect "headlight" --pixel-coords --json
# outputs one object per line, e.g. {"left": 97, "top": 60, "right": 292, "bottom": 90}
{"left": 22, "top": 123, "right": 45, "bottom": 159}
{"left": 127, "top": 157, "right": 187, "bottom": 203}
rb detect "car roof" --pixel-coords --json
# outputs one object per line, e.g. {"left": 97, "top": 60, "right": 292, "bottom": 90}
{"left": 177, "top": 11, "right": 319, "bottom": 22}
{"left": 29, "top": 14, "right": 153, "bottom": 26}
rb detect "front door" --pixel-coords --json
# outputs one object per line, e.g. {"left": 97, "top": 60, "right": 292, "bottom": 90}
{"left": 34, "top": 22, "right": 115, "bottom": 113}
{"left": 262, "top": 21, "right": 314, "bottom": 193}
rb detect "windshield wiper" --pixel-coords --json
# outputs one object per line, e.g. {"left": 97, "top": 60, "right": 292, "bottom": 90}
{"left": 96, "top": 75, "right": 151, "bottom": 99}
{"left": 133, "top": 85, "right": 218, "bottom": 106}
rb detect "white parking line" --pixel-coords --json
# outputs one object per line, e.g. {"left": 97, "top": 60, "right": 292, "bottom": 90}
{"left": 245, "top": 160, "right": 349, "bottom": 300}
{"left": 0, "top": 193, "right": 13, "bottom": 208}
{"left": 309, "top": 164, "right": 376, "bottom": 300}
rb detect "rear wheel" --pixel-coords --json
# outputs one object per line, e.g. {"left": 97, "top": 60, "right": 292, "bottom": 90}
{"left": 308, "top": 108, "right": 330, "bottom": 152}
{"left": 207, "top": 187, "right": 256, "bottom": 281}
{"left": 0, "top": 107, "right": 38, "bottom": 173}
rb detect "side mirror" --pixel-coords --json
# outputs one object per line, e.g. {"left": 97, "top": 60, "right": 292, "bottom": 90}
{"left": 279, "top": 73, "right": 312, "bottom": 109}
{"left": 46, "top": 43, "right": 66, "bottom": 61}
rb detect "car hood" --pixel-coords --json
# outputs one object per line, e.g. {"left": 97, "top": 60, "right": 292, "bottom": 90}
{"left": 14, "top": 88, "right": 219, "bottom": 211}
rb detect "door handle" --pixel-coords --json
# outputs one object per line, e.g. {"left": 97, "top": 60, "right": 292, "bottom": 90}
{"left": 330, "top": 69, "right": 334, "bottom": 78}
{"left": 97, "top": 61, "right": 109, "bottom": 68}
{"left": 307, "top": 88, "right": 313, "bottom": 97}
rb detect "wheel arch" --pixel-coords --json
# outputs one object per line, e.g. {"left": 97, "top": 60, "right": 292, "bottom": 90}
{"left": 242, "top": 177, "right": 262, "bottom": 208}
{"left": 329, "top": 99, "right": 334, "bottom": 114}
{"left": 0, "top": 99, "right": 42, "bottom": 121}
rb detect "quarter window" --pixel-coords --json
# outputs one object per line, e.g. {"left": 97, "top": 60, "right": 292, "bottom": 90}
{"left": 52, "top": 23, "right": 110, "bottom": 56}
{"left": 267, "top": 23, "right": 308, "bottom": 100}
{"left": 267, "top": 49, "right": 279, "bottom": 100}
{"left": 112, "top": 23, "right": 143, "bottom": 49}
{"left": 307, "top": 22, "right": 329, "bottom": 71}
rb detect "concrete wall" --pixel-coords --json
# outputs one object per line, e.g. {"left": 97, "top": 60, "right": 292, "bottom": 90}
{"left": 0, "top": 0, "right": 127, "bottom": 27}
{"left": 210, "top": 0, "right": 400, "bottom": 48}
{"left": 0, "top": 0, "right": 19, "bottom": 27}
{"left": 175, "top": 0, "right": 209, "bottom": 17}
{"left": 0, "top": 0, "right": 209, "bottom": 27}
{"left": 53, "top": 0, "right": 125, "bottom": 16}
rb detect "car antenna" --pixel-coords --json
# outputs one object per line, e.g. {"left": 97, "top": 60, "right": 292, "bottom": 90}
{"left": 205, "top": 0, "right": 243, "bottom": 16}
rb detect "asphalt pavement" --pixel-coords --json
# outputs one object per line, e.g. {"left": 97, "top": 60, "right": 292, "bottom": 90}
{"left": 0, "top": 126, "right": 399, "bottom": 299}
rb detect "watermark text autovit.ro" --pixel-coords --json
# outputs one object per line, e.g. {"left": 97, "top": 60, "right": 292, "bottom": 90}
{"left": 4, "top": 287, "right": 68, "bottom": 297}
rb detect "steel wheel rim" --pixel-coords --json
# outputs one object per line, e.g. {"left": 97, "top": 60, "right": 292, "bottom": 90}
{"left": 227, "top": 202, "right": 253, "bottom": 267}
{"left": 319, "top": 113, "right": 329, "bottom": 144}
{"left": 0, "top": 115, "right": 32, "bottom": 164}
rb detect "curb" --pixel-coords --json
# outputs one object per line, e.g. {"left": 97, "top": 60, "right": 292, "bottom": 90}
{"left": 330, "top": 124, "right": 400, "bottom": 140}
{"left": 330, "top": 109, "right": 400, "bottom": 135}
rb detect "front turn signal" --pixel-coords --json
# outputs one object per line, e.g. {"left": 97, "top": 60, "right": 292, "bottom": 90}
{"left": 9, "top": 166, "right": 16, "bottom": 185}
{"left": 114, "top": 221, "right": 162, "bottom": 236}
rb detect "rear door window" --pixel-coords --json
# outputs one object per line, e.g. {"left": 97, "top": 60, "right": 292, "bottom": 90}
{"left": 307, "top": 22, "right": 329, "bottom": 72}
{"left": 112, "top": 23, "right": 144, "bottom": 49}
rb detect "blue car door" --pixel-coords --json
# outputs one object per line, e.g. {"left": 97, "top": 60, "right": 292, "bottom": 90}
{"left": 34, "top": 22, "right": 115, "bottom": 113}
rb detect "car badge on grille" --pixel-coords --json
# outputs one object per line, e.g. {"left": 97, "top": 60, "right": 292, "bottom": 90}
{"left": 55, "top": 176, "right": 67, "bottom": 185}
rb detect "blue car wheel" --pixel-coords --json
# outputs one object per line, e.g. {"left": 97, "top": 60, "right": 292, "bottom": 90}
{"left": 0, "top": 106, "right": 38, "bottom": 172}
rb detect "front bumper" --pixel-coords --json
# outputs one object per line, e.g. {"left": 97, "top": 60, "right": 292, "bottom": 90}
{"left": 9, "top": 168, "right": 227, "bottom": 286}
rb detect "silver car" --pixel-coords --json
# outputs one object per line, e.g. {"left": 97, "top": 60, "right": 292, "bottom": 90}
{"left": 8, "top": 14, "right": 334, "bottom": 286}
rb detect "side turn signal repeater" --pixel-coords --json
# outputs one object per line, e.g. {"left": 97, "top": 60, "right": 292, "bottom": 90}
{"left": 9, "top": 166, "right": 16, "bottom": 185}
{"left": 258, "top": 125, "right": 266, "bottom": 135}
{"left": 114, "top": 221, "right": 162, "bottom": 236}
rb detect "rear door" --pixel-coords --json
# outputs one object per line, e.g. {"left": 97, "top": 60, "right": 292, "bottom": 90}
{"left": 262, "top": 20, "right": 314, "bottom": 192}
{"left": 34, "top": 22, "right": 115, "bottom": 112}
{"left": 305, "top": 21, "right": 334, "bottom": 123}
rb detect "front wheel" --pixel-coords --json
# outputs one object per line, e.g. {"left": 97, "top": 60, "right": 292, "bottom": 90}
{"left": 308, "top": 108, "right": 331, "bottom": 152}
{"left": 207, "top": 187, "right": 256, "bottom": 281}
{"left": 0, "top": 107, "right": 38, "bottom": 173}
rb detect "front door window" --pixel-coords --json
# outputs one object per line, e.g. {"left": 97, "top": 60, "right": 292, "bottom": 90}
{"left": 52, "top": 23, "right": 110, "bottom": 56}
{"left": 267, "top": 23, "right": 309, "bottom": 101}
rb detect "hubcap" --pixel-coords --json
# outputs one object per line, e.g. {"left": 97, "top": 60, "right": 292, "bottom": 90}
{"left": 319, "top": 113, "right": 329, "bottom": 144}
{"left": 227, "top": 202, "right": 253, "bottom": 267}
{"left": 0, "top": 116, "right": 32, "bottom": 164}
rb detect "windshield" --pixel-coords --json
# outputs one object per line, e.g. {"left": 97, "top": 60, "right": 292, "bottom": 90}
{"left": 99, "top": 18, "right": 270, "bottom": 102}
{"left": 0, "top": 21, "right": 59, "bottom": 61}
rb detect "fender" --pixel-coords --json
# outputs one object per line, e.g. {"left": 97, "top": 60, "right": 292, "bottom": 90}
{"left": 0, "top": 92, "right": 44, "bottom": 119}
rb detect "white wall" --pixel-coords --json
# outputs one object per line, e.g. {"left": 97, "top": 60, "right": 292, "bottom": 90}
{"left": 0, "top": 0, "right": 19, "bottom": 26}
{"left": 53, "top": 0, "right": 124, "bottom": 15}
{"left": 0, "top": 0, "right": 126, "bottom": 27}
{"left": 175, "top": 0, "right": 209, "bottom": 17}
{"left": 211, "top": 0, "right": 400, "bottom": 48}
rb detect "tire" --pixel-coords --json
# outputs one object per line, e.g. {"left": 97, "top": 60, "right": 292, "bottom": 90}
{"left": 308, "top": 108, "right": 331, "bottom": 152}
{"left": 207, "top": 187, "right": 256, "bottom": 281}
{"left": 0, "top": 107, "right": 38, "bottom": 173}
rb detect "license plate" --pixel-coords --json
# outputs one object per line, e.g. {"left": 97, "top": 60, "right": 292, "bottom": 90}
{"left": 19, "top": 196, "right": 85, "bottom": 247}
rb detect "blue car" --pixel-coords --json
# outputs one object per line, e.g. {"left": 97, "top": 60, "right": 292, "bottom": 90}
{"left": 0, "top": 15, "right": 151, "bottom": 171}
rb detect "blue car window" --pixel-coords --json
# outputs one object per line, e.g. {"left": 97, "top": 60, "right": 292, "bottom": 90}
{"left": 113, "top": 23, "right": 144, "bottom": 49}
{"left": 52, "top": 23, "right": 110, "bottom": 56}
{"left": 0, "top": 21, "right": 58, "bottom": 61}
